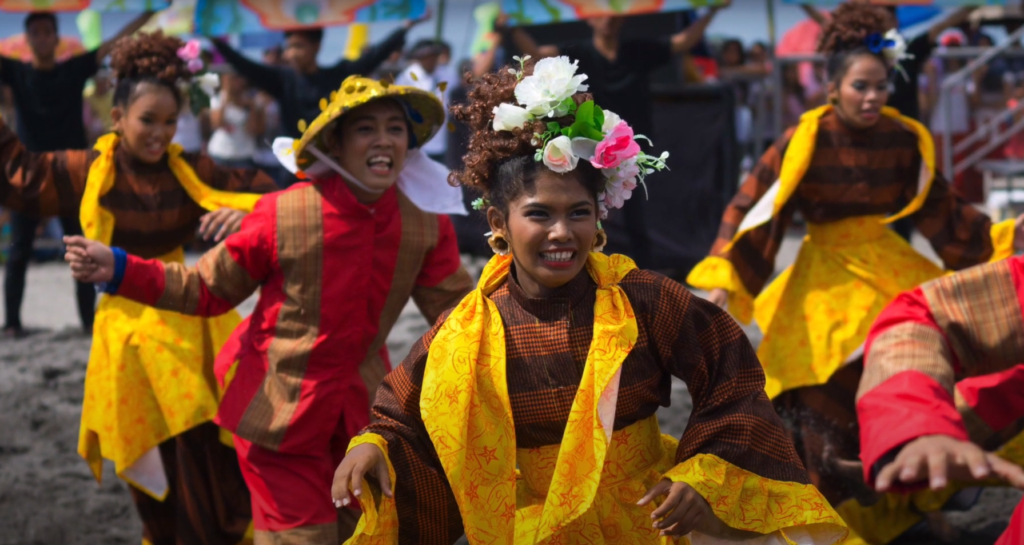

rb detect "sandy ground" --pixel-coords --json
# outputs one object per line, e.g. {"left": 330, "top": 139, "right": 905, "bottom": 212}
{"left": 0, "top": 233, "right": 1019, "bottom": 544}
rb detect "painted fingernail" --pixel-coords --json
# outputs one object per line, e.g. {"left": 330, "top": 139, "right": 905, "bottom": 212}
{"left": 334, "top": 500, "right": 342, "bottom": 508}
{"left": 341, "top": 497, "right": 349, "bottom": 506}
{"left": 931, "top": 477, "right": 946, "bottom": 489}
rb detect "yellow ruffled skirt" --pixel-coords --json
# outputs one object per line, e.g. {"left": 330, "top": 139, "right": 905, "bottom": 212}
{"left": 78, "top": 249, "right": 241, "bottom": 499}
{"left": 753, "top": 216, "right": 943, "bottom": 398}
{"left": 349, "top": 416, "right": 848, "bottom": 544}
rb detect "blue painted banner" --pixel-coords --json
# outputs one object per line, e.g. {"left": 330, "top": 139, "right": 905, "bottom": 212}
{"left": 501, "top": 0, "right": 725, "bottom": 25}
{"left": 194, "top": 0, "right": 426, "bottom": 35}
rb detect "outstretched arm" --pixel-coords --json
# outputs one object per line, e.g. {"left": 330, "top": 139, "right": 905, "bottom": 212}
{"left": 211, "top": 39, "right": 285, "bottom": 99}
{"left": 341, "top": 11, "right": 431, "bottom": 77}
{"left": 495, "top": 14, "right": 559, "bottom": 59}
{"left": 65, "top": 197, "right": 276, "bottom": 316}
{"left": 927, "top": 7, "right": 973, "bottom": 44}
{"left": 671, "top": 1, "right": 730, "bottom": 55}
{"left": 858, "top": 257, "right": 1024, "bottom": 492}
{"left": 96, "top": 11, "right": 155, "bottom": 61}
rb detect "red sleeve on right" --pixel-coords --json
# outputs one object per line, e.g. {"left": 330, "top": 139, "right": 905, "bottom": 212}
{"left": 864, "top": 286, "right": 960, "bottom": 372}
{"left": 117, "top": 254, "right": 168, "bottom": 306}
{"left": 956, "top": 364, "right": 1024, "bottom": 433}
{"left": 857, "top": 370, "right": 969, "bottom": 487}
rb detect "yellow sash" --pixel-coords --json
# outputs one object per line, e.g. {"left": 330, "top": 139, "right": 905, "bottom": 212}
{"left": 723, "top": 105, "right": 936, "bottom": 252}
{"left": 419, "top": 252, "right": 638, "bottom": 544}
{"left": 80, "top": 133, "right": 262, "bottom": 244}
{"left": 77, "top": 134, "right": 260, "bottom": 500}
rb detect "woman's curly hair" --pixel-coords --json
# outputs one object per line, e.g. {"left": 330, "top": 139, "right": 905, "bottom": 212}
{"left": 817, "top": 2, "right": 891, "bottom": 82}
{"left": 110, "top": 31, "right": 190, "bottom": 108}
{"left": 449, "top": 63, "right": 605, "bottom": 212}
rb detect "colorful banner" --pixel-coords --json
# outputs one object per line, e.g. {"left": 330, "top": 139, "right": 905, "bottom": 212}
{"left": 782, "top": 1, "right": 1004, "bottom": 6}
{"left": 0, "top": 0, "right": 168, "bottom": 12}
{"left": 194, "top": 0, "right": 426, "bottom": 35}
{"left": 501, "top": 0, "right": 725, "bottom": 25}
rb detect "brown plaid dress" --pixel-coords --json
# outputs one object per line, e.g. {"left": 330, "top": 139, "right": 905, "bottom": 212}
{"left": 360, "top": 267, "right": 810, "bottom": 544}
{"left": 713, "top": 109, "right": 997, "bottom": 299}
{"left": 0, "top": 118, "right": 278, "bottom": 545}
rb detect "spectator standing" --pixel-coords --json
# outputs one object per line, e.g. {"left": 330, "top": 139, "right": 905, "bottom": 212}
{"left": 498, "top": 1, "right": 730, "bottom": 268}
{"left": 396, "top": 40, "right": 449, "bottom": 162}
{"left": 212, "top": 12, "right": 431, "bottom": 138}
{"left": 0, "top": 10, "right": 152, "bottom": 337}
{"left": 208, "top": 71, "right": 266, "bottom": 169}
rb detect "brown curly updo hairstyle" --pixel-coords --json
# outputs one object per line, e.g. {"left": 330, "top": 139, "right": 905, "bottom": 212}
{"left": 817, "top": 2, "right": 891, "bottom": 83}
{"left": 110, "top": 31, "right": 191, "bottom": 109}
{"left": 448, "top": 63, "right": 605, "bottom": 213}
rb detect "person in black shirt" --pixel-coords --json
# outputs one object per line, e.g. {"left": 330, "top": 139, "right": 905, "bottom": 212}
{"left": 498, "top": 3, "right": 729, "bottom": 268}
{"left": 0, "top": 10, "right": 152, "bottom": 337}
{"left": 212, "top": 12, "right": 431, "bottom": 140}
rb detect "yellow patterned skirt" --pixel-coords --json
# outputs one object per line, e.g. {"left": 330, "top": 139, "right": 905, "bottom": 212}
{"left": 78, "top": 248, "right": 241, "bottom": 500}
{"left": 752, "top": 216, "right": 943, "bottom": 399}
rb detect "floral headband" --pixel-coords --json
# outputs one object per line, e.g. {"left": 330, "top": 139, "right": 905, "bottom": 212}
{"left": 864, "top": 29, "right": 913, "bottom": 80}
{"left": 176, "top": 40, "right": 220, "bottom": 116}
{"left": 475, "top": 56, "right": 669, "bottom": 220}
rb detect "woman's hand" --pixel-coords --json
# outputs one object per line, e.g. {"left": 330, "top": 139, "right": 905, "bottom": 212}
{"left": 198, "top": 208, "right": 246, "bottom": 242}
{"left": 876, "top": 434, "right": 1024, "bottom": 492}
{"left": 707, "top": 288, "right": 728, "bottom": 309}
{"left": 637, "top": 480, "right": 711, "bottom": 537}
{"left": 64, "top": 235, "right": 115, "bottom": 284}
{"left": 331, "top": 443, "right": 392, "bottom": 509}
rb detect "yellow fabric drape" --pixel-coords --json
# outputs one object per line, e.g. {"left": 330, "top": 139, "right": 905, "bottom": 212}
{"left": 347, "top": 253, "right": 847, "bottom": 544}
{"left": 77, "top": 134, "right": 261, "bottom": 500}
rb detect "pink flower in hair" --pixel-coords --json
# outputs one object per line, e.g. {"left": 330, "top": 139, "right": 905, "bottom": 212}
{"left": 187, "top": 58, "right": 204, "bottom": 74}
{"left": 177, "top": 40, "right": 201, "bottom": 62}
{"left": 591, "top": 121, "right": 640, "bottom": 170}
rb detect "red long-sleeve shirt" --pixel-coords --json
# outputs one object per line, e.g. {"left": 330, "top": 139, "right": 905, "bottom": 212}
{"left": 110, "top": 176, "right": 473, "bottom": 454}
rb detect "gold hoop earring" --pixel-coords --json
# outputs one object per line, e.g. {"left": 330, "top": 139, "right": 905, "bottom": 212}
{"left": 592, "top": 229, "right": 607, "bottom": 253}
{"left": 488, "top": 233, "right": 510, "bottom": 256}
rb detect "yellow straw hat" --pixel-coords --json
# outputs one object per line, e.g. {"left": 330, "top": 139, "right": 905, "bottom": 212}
{"left": 291, "top": 75, "right": 445, "bottom": 170}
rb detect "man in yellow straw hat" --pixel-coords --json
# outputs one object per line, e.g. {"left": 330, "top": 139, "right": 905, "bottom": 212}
{"left": 62, "top": 75, "right": 473, "bottom": 543}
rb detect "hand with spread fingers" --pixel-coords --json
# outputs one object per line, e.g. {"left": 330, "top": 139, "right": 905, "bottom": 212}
{"left": 876, "top": 434, "right": 1024, "bottom": 493}
{"left": 64, "top": 236, "right": 115, "bottom": 284}
{"left": 331, "top": 443, "right": 393, "bottom": 509}
{"left": 198, "top": 208, "right": 246, "bottom": 243}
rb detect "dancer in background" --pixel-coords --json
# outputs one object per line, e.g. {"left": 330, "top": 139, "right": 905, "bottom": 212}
{"left": 331, "top": 59, "right": 847, "bottom": 545}
{"left": 65, "top": 75, "right": 472, "bottom": 543}
{"left": 688, "top": 4, "right": 1023, "bottom": 543}
{"left": 0, "top": 10, "right": 152, "bottom": 337}
{"left": 859, "top": 257, "right": 1024, "bottom": 545}
{"left": 0, "top": 32, "right": 277, "bottom": 544}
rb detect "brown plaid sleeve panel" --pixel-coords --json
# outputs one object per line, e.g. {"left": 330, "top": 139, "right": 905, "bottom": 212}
{"left": 911, "top": 170, "right": 996, "bottom": 270}
{"left": 711, "top": 129, "right": 796, "bottom": 297}
{"left": 622, "top": 270, "right": 810, "bottom": 484}
{"left": 0, "top": 117, "right": 91, "bottom": 217}
{"left": 361, "top": 309, "right": 466, "bottom": 545}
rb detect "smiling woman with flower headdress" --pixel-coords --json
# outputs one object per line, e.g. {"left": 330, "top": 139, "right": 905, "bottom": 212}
{"left": 0, "top": 31, "right": 277, "bottom": 544}
{"left": 329, "top": 56, "right": 848, "bottom": 545}
{"left": 688, "top": 3, "right": 1024, "bottom": 543}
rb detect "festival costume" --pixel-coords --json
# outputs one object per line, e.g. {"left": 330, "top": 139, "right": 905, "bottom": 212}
{"left": 0, "top": 116, "right": 275, "bottom": 544}
{"left": 102, "top": 76, "right": 474, "bottom": 544}
{"left": 345, "top": 253, "right": 846, "bottom": 544}
{"left": 339, "top": 57, "right": 846, "bottom": 545}
{"left": 686, "top": 104, "right": 1017, "bottom": 542}
{"left": 860, "top": 256, "right": 1024, "bottom": 545}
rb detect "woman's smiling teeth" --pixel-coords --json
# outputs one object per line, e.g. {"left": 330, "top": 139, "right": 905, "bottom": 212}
{"left": 367, "top": 155, "right": 393, "bottom": 175}
{"left": 541, "top": 250, "right": 575, "bottom": 262}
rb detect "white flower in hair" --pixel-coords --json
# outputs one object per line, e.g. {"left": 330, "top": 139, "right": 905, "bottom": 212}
{"left": 882, "top": 29, "right": 913, "bottom": 66}
{"left": 492, "top": 103, "right": 532, "bottom": 132}
{"left": 514, "top": 56, "right": 589, "bottom": 118}
{"left": 196, "top": 73, "right": 220, "bottom": 99}
{"left": 542, "top": 135, "right": 579, "bottom": 173}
